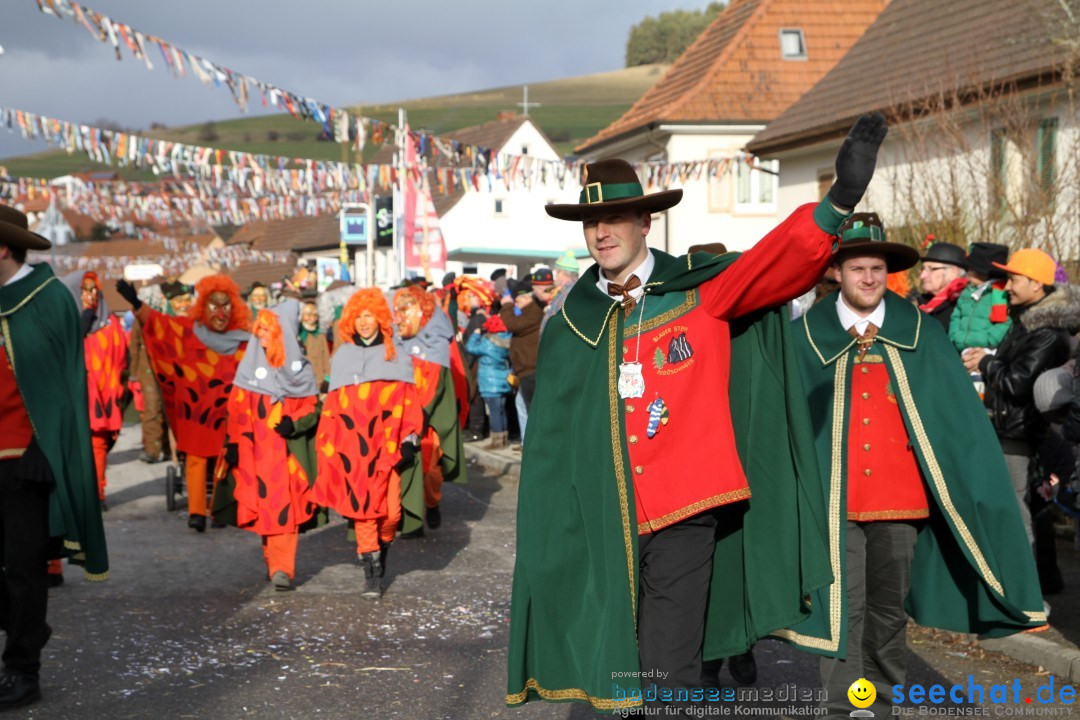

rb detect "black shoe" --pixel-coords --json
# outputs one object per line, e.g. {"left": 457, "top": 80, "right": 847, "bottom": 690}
{"left": 359, "top": 553, "right": 383, "bottom": 599}
{"left": 426, "top": 505, "right": 441, "bottom": 529}
{"left": 728, "top": 649, "right": 757, "bottom": 685}
{"left": 211, "top": 517, "right": 227, "bottom": 529}
{"left": 187, "top": 515, "right": 207, "bottom": 533}
{"left": 139, "top": 452, "right": 165, "bottom": 464}
{"left": 46, "top": 573, "right": 64, "bottom": 589}
{"left": 0, "top": 671, "right": 40, "bottom": 710}
{"left": 100, "top": 498, "right": 109, "bottom": 512}
{"left": 271, "top": 571, "right": 293, "bottom": 592}
{"left": 399, "top": 527, "right": 425, "bottom": 539}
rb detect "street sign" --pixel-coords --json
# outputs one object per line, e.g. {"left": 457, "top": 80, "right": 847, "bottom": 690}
{"left": 374, "top": 195, "right": 394, "bottom": 248}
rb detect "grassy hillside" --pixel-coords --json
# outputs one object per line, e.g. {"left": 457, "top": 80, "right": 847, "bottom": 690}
{"left": 0, "top": 64, "right": 668, "bottom": 180}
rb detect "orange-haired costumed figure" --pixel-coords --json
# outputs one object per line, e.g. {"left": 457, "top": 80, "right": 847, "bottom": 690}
{"left": 314, "top": 289, "right": 422, "bottom": 598}
{"left": 63, "top": 271, "right": 128, "bottom": 508}
{"left": 116, "top": 274, "right": 251, "bottom": 532}
{"left": 220, "top": 301, "right": 320, "bottom": 590}
{"left": 393, "top": 285, "right": 468, "bottom": 537}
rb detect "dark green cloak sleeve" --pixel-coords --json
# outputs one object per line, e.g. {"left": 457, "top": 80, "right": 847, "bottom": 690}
{"left": 786, "top": 291, "right": 1045, "bottom": 658}
{"left": 0, "top": 263, "right": 108, "bottom": 580}
{"left": 506, "top": 251, "right": 831, "bottom": 711}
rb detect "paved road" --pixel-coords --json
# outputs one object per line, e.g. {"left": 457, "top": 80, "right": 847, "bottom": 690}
{"left": 18, "top": 427, "right": 1079, "bottom": 719}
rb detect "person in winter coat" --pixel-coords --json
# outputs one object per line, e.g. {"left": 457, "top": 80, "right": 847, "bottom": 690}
{"left": 917, "top": 240, "right": 968, "bottom": 331}
{"left": 465, "top": 314, "right": 513, "bottom": 449}
{"left": 951, "top": 242, "right": 1012, "bottom": 353}
{"left": 965, "top": 249, "right": 1080, "bottom": 545}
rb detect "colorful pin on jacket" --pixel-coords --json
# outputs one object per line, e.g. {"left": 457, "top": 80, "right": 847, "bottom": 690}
{"left": 646, "top": 396, "right": 669, "bottom": 438}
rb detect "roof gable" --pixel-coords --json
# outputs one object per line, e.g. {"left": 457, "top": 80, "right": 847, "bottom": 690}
{"left": 577, "top": 0, "right": 888, "bottom": 153}
{"left": 748, "top": 0, "right": 1069, "bottom": 154}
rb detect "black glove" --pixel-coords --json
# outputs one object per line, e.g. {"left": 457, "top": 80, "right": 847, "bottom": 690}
{"left": 827, "top": 112, "right": 888, "bottom": 211}
{"left": 80, "top": 308, "right": 97, "bottom": 337}
{"left": 18, "top": 437, "right": 53, "bottom": 485}
{"left": 115, "top": 279, "right": 142, "bottom": 310}
{"left": 223, "top": 443, "right": 239, "bottom": 468}
{"left": 274, "top": 416, "right": 295, "bottom": 439}
{"left": 395, "top": 441, "right": 418, "bottom": 472}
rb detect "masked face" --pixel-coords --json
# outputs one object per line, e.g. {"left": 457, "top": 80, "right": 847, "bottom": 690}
{"left": 80, "top": 279, "right": 99, "bottom": 311}
{"left": 354, "top": 310, "right": 380, "bottom": 342}
{"left": 205, "top": 291, "right": 233, "bottom": 333}
{"left": 300, "top": 302, "right": 319, "bottom": 332}
{"left": 169, "top": 293, "right": 192, "bottom": 316}
{"left": 394, "top": 297, "right": 423, "bottom": 339}
{"left": 249, "top": 287, "right": 268, "bottom": 310}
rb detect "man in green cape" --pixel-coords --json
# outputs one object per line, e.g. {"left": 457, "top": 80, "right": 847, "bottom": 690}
{"left": 507, "top": 114, "right": 889, "bottom": 713}
{"left": 787, "top": 213, "right": 1045, "bottom": 717}
{"left": 0, "top": 205, "right": 108, "bottom": 710}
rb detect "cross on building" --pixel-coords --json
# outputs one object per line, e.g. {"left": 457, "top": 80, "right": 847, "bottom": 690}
{"left": 517, "top": 85, "right": 541, "bottom": 117}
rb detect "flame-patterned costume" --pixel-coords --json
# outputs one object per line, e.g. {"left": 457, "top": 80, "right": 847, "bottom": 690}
{"left": 314, "top": 289, "right": 423, "bottom": 556}
{"left": 394, "top": 286, "right": 468, "bottom": 536}
{"left": 63, "top": 271, "right": 128, "bottom": 503}
{"left": 135, "top": 274, "right": 250, "bottom": 522}
{"left": 219, "top": 301, "right": 320, "bottom": 584}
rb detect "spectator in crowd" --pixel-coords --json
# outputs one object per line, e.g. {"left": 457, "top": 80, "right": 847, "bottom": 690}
{"left": 951, "top": 242, "right": 1012, "bottom": 353}
{"left": 490, "top": 268, "right": 509, "bottom": 298}
{"left": 298, "top": 297, "right": 331, "bottom": 393}
{"left": 245, "top": 281, "right": 270, "bottom": 316}
{"left": 917, "top": 240, "right": 967, "bottom": 331}
{"left": 500, "top": 277, "right": 543, "bottom": 445}
{"left": 1031, "top": 365, "right": 1074, "bottom": 595}
{"left": 459, "top": 285, "right": 492, "bottom": 443}
{"left": 466, "top": 314, "right": 513, "bottom": 449}
{"left": 540, "top": 251, "right": 580, "bottom": 334}
{"left": 966, "top": 249, "right": 1080, "bottom": 544}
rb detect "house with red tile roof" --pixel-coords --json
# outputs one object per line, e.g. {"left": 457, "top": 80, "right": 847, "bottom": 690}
{"left": 748, "top": 0, "right": 1078, "bottom": 256}
{"left": 575, "top": 0, "right": 886, "bottom": 254}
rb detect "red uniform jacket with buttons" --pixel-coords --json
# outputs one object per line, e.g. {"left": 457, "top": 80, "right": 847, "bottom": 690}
{"left": 613, "top": 204, "right": 837, "bottom": 533}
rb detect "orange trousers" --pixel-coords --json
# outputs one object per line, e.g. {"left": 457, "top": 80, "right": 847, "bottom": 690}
{"left": 354, "top": 471, "right": 402, "bottom": 555}
{"left": 261, "top": 533, "right": 299, "bottom": 579}
{"left": 184, "top": 454, "right": 211, "bottom": 517}
{"left": 91, "top": 431, "right": 112, "bottom": 501}
{"left": 424, "top": 467, "right": 442, "bottom": 510}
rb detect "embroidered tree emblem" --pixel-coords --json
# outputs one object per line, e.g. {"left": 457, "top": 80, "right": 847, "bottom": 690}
{"left": 653, "top": 347, "right": 666, "bottom": 371}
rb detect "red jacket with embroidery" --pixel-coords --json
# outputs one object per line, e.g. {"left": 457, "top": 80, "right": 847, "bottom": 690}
{"left": 622, "top": 204, "right": 834, "bottom": 534}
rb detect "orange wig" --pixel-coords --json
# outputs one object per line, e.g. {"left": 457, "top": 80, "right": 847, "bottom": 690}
{"left": 338, "top": 288, "right": 396, "bottom": 360}
{"left": 82, "top": 270, "right": 102, "bottom": 289}
{"left": 189, "top": 274, "right": 251, "bottom": 332}
{"left": 253, "top": 310, "right": 286, "bottom": 368}
{"left": 393, "top": 285, "right": 436, "bottom": 323}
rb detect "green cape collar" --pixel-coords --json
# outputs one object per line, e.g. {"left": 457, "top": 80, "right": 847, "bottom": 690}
{"left": 0, "top": 263, "right": 59, "bottom": 318}
{"left": 560, "top": 249, "right": 738, "bottom": 348}
{"left": 801, "top": 290, "right": 922, "bottom": 366}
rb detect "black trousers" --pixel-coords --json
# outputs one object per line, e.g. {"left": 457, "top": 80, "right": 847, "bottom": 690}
{"left": 820, "top": 521, "right": 918, "bottom": 717}
{"left": 519, "top": 372, "right": 537, "bottom": 410}
{"left": 637, "top": 510, "right": 718, "bottom": 693}
{"left": 0, "top": 459, "right": 52, "bottom": 678}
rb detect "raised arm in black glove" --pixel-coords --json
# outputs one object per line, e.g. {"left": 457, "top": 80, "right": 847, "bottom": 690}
{"left": 115, "top": 279, "right": 142, "bottom": 311}
{"left": 827, "top": 111, "right": 888, "bottom": 212}
{"left": 395, "top": 441, "right": 418, "bottom": 473}
{"left": 274, "top": 416, "right": 295, "bottom": 439}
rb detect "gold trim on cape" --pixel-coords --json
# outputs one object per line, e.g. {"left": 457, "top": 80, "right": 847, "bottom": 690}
{"left": 636, "top": 488, "right": 751, "bottom": 534}
{"left": 848, "top": 508, "right": 930, "bottom": 521}
{"left": 608, "top": 311, "right": 637, "bottom": 626}
{"left": 0, "top": 275, "right": 58, "bottom": 318}
{"left": 506, "top": 678, "right": 643, "bottom": 710}
{"left": 623, "top": 290, "right": 697, "bottom": 337}
{"left": 562, "top": 299, "right": 619, "bottom": 348}
{"left": 772, "top": 358, "right": 846, "bottom": 652}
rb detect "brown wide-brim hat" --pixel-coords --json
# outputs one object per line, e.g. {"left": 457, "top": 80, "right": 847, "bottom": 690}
{"left": 0, "top": 204, "right": 51, "bottom": 251}
{"left": 545, "top": 159, "right": 682, "bottom": 221}
{"left": 834, "top": 212, "right": 919, "bottom": 273}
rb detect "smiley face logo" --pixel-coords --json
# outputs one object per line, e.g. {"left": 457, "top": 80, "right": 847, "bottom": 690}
{"left": 848, "top": 678, "right": 876, "bottom": 709}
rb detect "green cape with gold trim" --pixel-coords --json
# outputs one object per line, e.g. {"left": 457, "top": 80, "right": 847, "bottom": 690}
{"left": 506, "top": 249, "right": 832, "bottom": 711}
{"left": 784, "top": 290, "right": 1045, "bottom": 657}
{"left": 0, "top": 263, "right": 108, "bottom": 580}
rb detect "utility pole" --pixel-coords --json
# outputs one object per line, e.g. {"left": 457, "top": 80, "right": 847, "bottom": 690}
{"left": 396, "top": 107, "right": 407, "bottom": 285}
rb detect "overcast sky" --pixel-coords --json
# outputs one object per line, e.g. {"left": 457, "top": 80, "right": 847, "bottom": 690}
{"left": 0, "top": 0, "right": 710, "bottom": 161}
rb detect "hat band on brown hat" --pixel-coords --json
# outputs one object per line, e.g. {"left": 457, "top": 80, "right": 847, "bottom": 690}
{"left": 581, "top": 182, "right": 644, "bottom": 205}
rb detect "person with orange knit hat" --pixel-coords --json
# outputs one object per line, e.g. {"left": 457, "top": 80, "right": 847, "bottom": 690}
{"left": 313, "top": 289, "right": 422, "bottom": 598}
{"left": 62, "top": 271, "right": 128, "bottom": 509}
{"left": 116, "top": 274, "right": 251, "bottom": 532}
{"left": 220, "top": 301, "right": 320, "bottom": 591}
{"left": 393, "top": 284, "right": 467, "bottom": 537}
{"left": 965, "top": 248, "right": 1080, "bottom": 545}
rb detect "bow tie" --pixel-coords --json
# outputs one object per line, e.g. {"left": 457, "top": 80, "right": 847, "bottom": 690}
{"left": 607, "top": 274, "right": 642, "bottom": 317}
{"left": 848, "top": 322, "right": 879, "bottom": 360}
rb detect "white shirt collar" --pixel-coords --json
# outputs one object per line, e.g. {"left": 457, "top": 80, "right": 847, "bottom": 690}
{"left": 2, "top": 263, "right": 31, "bottom": 288}
{"left": 836, "top": 292, "right": 886, "bottom": 336}
{"left": 595, "top": 250, "right": 655, "bottom": 300}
